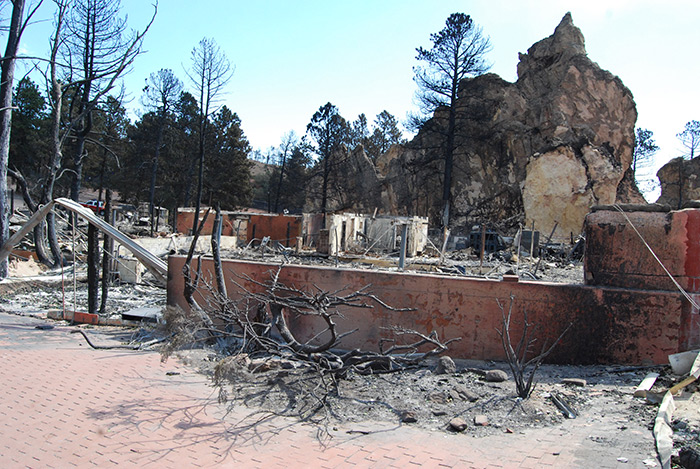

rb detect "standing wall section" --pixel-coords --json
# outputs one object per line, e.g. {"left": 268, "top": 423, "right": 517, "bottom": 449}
{"left": 585, "top": 208, "right": 700, "bottom": 353}
{"left": 167, "top": 257, "right": 689, "bottom": 365}
{"left": 247, "top": 214, "right": 303, "bottom": 247}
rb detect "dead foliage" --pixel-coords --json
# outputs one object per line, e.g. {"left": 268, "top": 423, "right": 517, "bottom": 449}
{"left": 162, "top": 208, "right": 460, "bottom": 438}
{"left": 496, "top": 295, "right": 571, "bottom": 398}
{"left": 166, "top": 263, "right": 459, "bottom": 374}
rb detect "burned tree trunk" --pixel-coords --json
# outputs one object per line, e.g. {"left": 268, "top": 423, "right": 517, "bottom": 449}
{"left": 87, "top": 222, "right": 99, "bottom": 314}
{"left": 100, "top": 191, "right": 112, "bottom": 315}
{"left": 7, "top": 168, "right": 52, "bottom": 266}
{"left": 211, "top": 204, "right": 226, "bottom": 299}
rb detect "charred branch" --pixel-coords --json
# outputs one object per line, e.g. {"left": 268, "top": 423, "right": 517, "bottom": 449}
{"left": 496, "top": 295, "right": 571, "bottom": 398}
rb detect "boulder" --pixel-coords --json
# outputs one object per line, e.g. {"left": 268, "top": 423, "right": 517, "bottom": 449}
{"left": 399, "top": 410, "right": 418, "bottom": 423}
{"left": 451, "top": 384, "right": 479, "bottom": 402}
{"left": 435, "top": 355, "right": 457, "bottom": 374}
{"left": 485, "top": 369, "right": 509, "bottom": 382}
{"left": 449, "top": 417, "right": 468, "bottom": 432}
{"left": 656, "top": 156, "right": 700, "bottom": 209}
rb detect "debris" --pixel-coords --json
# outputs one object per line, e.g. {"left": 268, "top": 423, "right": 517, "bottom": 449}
{"left": 474, "top": 414, "right": 489, "bottom": 426}
{"left": 550, "top": 392, "right": 577, "bottom": 419}
{"left": 428, "top": 391, "right": 449, "bottom": 404}
{"left": 670, "top": 377, "right": 697, "bottom": 396}
{"left": 451, "top": 384, "right": 479, "bottom": 402}
{"left": 653, "top": 351, "right": 700, "bottom": 468}
{"left": 165, "top": 371, "right": 180, "bottom": 376}
{"left": 670, "top": 350, "right": 700, "bottom": 376}
{"left": 562, "top": 378, "right": 586, "bottom": 387}
{"left": 248, "top": 358, "right": 283, "bottom": 373}
{"left": 634, "top": 373, "right": 660, "bottom": 398}
{"left": 533, "top": 222, "right": 558, "bottom": 277}
{"left": 646, "top": 392, "right": 665, "bottom": 405}
{"left": 617, "top": 457, "right": 629, "bottom": 463}
{"left": 34, "top": 324, "right": 54, "bottom": 330}
{"left": 71, "top": 329, "right": 169, "bottom": 350}
{"left": 121, "top": 306, "right": 162, "bottom": 324}
{"left": 673, "top": 420, "right": 688, "bottom": 431}
{"left": 653, "top": 391, "right": 675, "bottom": 469}
{"left": 505, "top": 427, "right": 514, "bottom": 434}
{"left": 642, "top": 458, "right": 658, "bottom": 467}
{"left": 435, "top": 356, "right": 456, "bottom": 374}
{"left": 485, "top": 369, "right": 508, "bottom": 382}
{"left": 679, "top": 447, "right": 700, "bottom": 469}
{"left": 449, "top": 417, "right": 468, "bottom": 432}
{"left": 399, "top": 410, "right": 417, "bottom": 423}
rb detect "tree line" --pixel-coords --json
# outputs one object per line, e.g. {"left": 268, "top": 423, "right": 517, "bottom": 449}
{"left": 11, "top": 75, "right": 406, "bottom": 216}
{"left": 0, "top": 5, "right": 489, "bottom": 276}
{"left": 251, "top": 105, "right": 404, "bottom": 217}
{"left": 10, "top": 74, "right": 251, "bottom": 219}
{"left": 0, "top": 0, "right": 408, "bottom": 275}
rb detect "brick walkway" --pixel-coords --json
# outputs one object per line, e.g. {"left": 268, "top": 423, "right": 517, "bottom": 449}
{"left": 0, "top": 312, "right": 658, "bottom": 468}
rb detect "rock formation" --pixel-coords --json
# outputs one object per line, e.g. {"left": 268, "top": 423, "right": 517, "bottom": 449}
{"left": 323, "top": 13, "right": 643, "bottom": 239}
{"left": 656, "top": 157, "right": 700, "bottom": 209}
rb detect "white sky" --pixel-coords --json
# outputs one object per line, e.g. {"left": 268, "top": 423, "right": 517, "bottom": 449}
{"left": 13, "top": 0, "right": 700, "bottom": 195}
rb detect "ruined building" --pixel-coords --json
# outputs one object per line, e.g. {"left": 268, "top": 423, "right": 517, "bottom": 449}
{"left": 328, "top": 13, "right": 644, "bottom": 240}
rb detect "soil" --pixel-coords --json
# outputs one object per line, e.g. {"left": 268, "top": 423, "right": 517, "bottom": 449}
{"left": 8, "top": 256, "right": 46, "bottom": 277}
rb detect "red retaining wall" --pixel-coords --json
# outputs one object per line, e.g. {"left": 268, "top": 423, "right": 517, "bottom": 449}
{"left": 167, "top": 256, "right": 697, "bottom": 365}
{"left": 585, "top": 209, "right": 700, "bottom": 292}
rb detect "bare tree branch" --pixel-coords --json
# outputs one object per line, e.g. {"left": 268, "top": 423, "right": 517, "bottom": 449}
{"left": 496, "top": 295, "right": 571, "bottom": 398}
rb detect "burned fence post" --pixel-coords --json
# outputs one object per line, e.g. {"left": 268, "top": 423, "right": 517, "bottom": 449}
{"left": 479, "top": 223, "right": 486, "bottom": 274}
{"left": 533, "top": 221, "right": 558, "bottom": 278}
{"left": 398, "top": 223, "right": 408, "bottom": 271}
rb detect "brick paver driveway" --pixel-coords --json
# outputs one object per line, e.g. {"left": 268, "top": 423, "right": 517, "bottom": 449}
{"left": 0, "top": 312, "right": 657, "bottom": 468}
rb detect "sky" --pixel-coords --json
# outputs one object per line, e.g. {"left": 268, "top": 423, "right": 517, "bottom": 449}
{"left": 11, "top": 0, "right": 700, "bottom": 198}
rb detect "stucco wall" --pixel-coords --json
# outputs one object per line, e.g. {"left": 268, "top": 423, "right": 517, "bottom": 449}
{"left": 176, "top": 209, "right": 248, "bottom": 238}
{"left": 247, "top": 214, "right": 302, "bottom": 248}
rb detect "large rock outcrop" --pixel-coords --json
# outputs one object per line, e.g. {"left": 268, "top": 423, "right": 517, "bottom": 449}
{"left": 326, "top": 13, "right": 643, "bottom": 239}
{"left": 656, "top": 157, "right": 700, "bottom": 209}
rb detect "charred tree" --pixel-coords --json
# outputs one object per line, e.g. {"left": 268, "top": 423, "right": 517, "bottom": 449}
{"left": 306, "top": 102, "right": 348, "bottom": 226}
{"left": 87, "top": 221, "right": 99, "bottom": 314}
{"left": 99, "top": 190, "right": 112, "bottom": 314}
{"left": 62, "top": 0, "right": 156, "bottom": 205}
{"left": 0, "top": 0, "right": 43, "bottom": 278}
{"left": 185, "top": 38, "right": 233, "bottom": 235}
{"left": 142, "top": 68, "right": 182, "bottom": 234}
{"left": 413, "top": 13, "right": 491, "bottom": 230}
